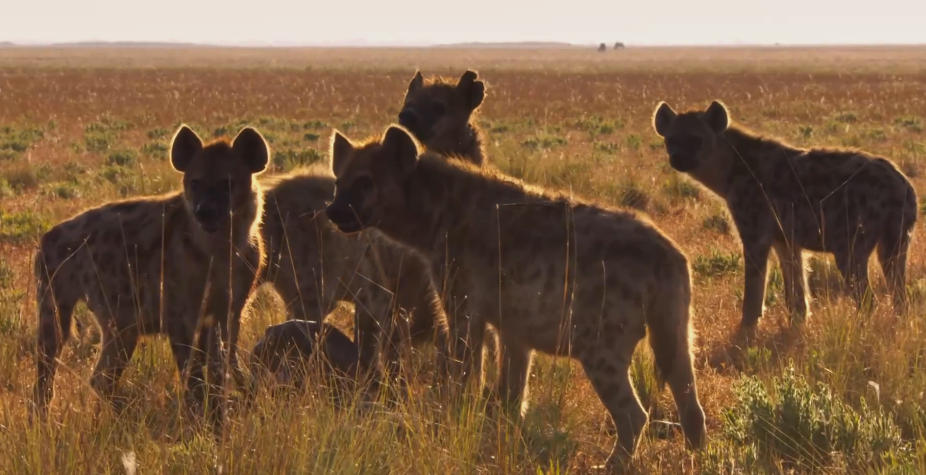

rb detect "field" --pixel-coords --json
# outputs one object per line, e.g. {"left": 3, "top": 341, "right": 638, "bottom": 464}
{"left": 2, "top": 45, "right": 926, "bottom": 474}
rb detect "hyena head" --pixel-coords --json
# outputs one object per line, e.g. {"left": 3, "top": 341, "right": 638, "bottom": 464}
{"left": 250, "top": 330, "right": 301, "bottom": 385}
{"left": 325, "top": 125, "right": 421, "bottom": 234}
{"left": 398, "top": 70, "right": 485, "bottom": 145}
{"left": 652, "top": 100, "right": 730, "bottom": 173}
{"left": 170, "top": 125, "right": 270, "bottom": 233}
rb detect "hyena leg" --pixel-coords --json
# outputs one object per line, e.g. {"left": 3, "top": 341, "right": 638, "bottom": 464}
{"left": 167, "top": 318, "right": 203, "bottom": 417}
{"left": 177, "top": 318, "right": 226, "bottom": 430}
{"left": 772, "top": 241, "right": 809, "bottom": 323}
{"left": 353, "top": 286, "right": 400, "bottom": 395}
{"left": 216, "top": 271, "right": 260, "bottom": 397}
{"left": 741, "top": 240, "right": 772, "bottom": 328}
{"left": 579, "top": 340, "right": 648, "bottom": 467}
{"left": 444, "top": 308, "right": 487, "bottom": 395}
{"left": 494, "top": 333, "right": 533, "bottom": 416}
{"left": 89, "top": 318, "right": 139, "bottom": 404}
{"left": 657, "top": 324, "right": 706, "bottom": 450}
{"left": 32, "top": 292, "right": 75, "bottom": 420}
{"left": 877, "top": 223, "right": 912, "bottom": 313}
{"left": 835, "top": 236, "right": 876, "bottom": 310}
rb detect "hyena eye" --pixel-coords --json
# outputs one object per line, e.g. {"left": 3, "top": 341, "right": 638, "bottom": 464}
{"left": 353, "top": 176, "right": 374, "bottom": 194}
{"left": 667, "top": 135, "right": 703, "bottom": 152}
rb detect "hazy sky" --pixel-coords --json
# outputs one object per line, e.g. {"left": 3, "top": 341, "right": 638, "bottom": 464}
{"left": 4, "top": 0, "right": 925, "bottom": 46}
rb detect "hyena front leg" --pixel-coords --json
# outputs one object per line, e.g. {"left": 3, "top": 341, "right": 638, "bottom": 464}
{"left": 351, "top": 281, "right": 401, "bottom": 397}
{"left": 195, "top": 320, "right": 226, "bottom": 433}
{"left": 443, "top": 298, "right": 487, "bottom": 396}
{"left": 773, "top": 241, "right": 809, "bottom": 323}
{"left": 494, "top": 333, "right": 533, "bottom": 416}
{"left": 166, "top": 315, "right": 211, "bottom": 422}
{"left": 215, "top": 266, "right": 260, "bottom": 398}
{"left": 740, "top": 239, "right": 772, "bottom": 328}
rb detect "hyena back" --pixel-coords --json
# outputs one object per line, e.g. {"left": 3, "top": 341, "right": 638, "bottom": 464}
{"left": 257, "top": 69, "right": 490, "bottom": 384}
{"left": 32, "top": 125, "right": 269, "bottom": 428}
{"left": 325, "top": 125, "right": 707, "bottom": 465}
{"left": 653, "top": 100, "right": 917, "bottom": 327}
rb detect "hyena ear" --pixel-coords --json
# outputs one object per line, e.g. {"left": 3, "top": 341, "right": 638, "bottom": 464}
{"left": 329, "top": 129, "right": 354, "bottom": 177}
{"left": 232, "top": 127, "right": 270, "bottom": 175}
{"left": 170, "top": 124, "right": 203, "bottom": 173}
{"left": 407, "top": 70, "right": 424, "bottom": 94}
{"left": 704, "top": 100, "right": 730, "bottom": 134}
{"left": 652, "top": 102, "right": 677, "bottom": 138}
{"left": 456, "top": 70, "right": 485, "bottom": 110}
{"left": 382, "top": 125, "right": 421, "bottom": 175}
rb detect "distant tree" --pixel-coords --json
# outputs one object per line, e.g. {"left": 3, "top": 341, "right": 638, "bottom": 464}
{"left": 614, "top": 42, "right": 625, "bottom": 50}
{"left": 598, "top": 43, "right": 607, "bottom": 52}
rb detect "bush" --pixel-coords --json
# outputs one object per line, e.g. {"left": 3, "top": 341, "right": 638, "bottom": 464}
{"left": 721, "top": 364, "right": 914, "bottom": 472}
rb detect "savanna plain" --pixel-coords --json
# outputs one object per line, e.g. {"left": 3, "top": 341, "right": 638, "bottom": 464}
{"left": 2, "top": 46, "right": 926, "bottom": 474}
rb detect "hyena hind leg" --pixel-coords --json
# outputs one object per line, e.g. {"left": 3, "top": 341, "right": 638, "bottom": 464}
{"left": 834, "top": 237, "right": 878, "bottom": 311}
{"left": 579, "top": 339, "right": 648, "bottom": 466}
{"left": 32, "top": 293, "right": 76, "bottom": 420}
{"left": 877, "top": 224, "right": 913, "bottom": 313}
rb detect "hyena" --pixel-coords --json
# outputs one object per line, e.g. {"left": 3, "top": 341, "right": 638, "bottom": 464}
{"left": 399, "top": 69, "right": 487, "bottom": 167}
{"left": 258, "top": 69, "right": 490, "bottom": 385}
{"left": 324, "top": 125, "right": 707, "bottom": 465}
{"left": 248, "top": 320, "right": 359, "bottom": 406}
{"left": 32, "top": 125, "right": 269, "bottom": 429}
{"left": 653, "top": 100, "right": 917, "bottom": 328}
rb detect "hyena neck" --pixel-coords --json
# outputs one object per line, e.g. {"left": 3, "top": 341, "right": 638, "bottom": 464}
{"left": 689, "top": 127, "right": 761, "bottom": 199}
{"left": 428, "top": 122, "right": 485, "bottom": 167}
{"left": 376, "top": 155, "right": 494, "bottom": 257}
{"left": 715, "top": 125, "right": 800, "bottom": 195}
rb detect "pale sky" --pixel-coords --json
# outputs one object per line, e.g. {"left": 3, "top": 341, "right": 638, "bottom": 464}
{"left": 3, "top": 0, "right": 925, "bottom": 46}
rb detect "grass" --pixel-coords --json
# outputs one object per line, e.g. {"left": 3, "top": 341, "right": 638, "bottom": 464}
{"left": 1, "top": 45, "right": 926, "bottom": 474}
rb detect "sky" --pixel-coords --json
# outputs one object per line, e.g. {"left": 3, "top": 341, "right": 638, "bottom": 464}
{"left": 3, "top": 0, "right": 926, "bottom": 46}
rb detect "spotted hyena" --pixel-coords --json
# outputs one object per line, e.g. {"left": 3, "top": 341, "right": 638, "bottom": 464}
{"left": 652, "top": 100, "right": 917, "bottom": 328}
{"left": 258, "top": 70, "right": 490, "bottom": 387}
{"left": 398, "top": 69, "right": 487, "bottom": 167}
{"left": 248, "top": 320, "right": 359, "bottom": 406}
{"left": 32, "top": 125, "right": 269, "bottom": 429}
{"left": 324, "top": 125, "right": 707, "bottom": 465}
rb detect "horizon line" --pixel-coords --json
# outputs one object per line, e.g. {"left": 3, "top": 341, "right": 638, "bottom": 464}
{"left": 3, "top": 40, "right": 926, "bottom": 49}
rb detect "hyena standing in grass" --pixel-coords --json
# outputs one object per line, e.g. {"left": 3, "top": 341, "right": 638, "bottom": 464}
{"left": 258, "top": 70, "right": 490, "bottom": 386}
{"left": 324, "top": 125, "right": 707, "bottom": 465}
{"left": 653, "top": 100, "right": 917, "bottom": 328}
{"left": 32, "top": 125, "right": 269, "bottom": 430}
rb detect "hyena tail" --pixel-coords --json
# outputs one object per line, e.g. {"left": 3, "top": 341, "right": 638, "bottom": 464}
{"left": 877, "top": 183, "right": 918, "bottom": 311}
{"left": 31, "top": 246, "right": 75, "bottom": 420}
{"left": 646, "top": 260, "right": 706, "bottom": 450}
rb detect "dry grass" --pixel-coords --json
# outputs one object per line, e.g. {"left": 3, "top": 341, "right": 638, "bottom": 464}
{"left": 1, "top": 46, "right": 926, "bottom": 474}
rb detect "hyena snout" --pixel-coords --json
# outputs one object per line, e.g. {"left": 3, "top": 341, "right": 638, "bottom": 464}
{"left": 325, "top": 199, "right": 365, "bottom": 234}
{"left": 398, "top": 107, "right": 421, "bottom": 129}
{"left": 668, "top": 153, "right": 699, "bottom": 172}
{"left": 192, "top": 201, "right": 227, "bottom": 233}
